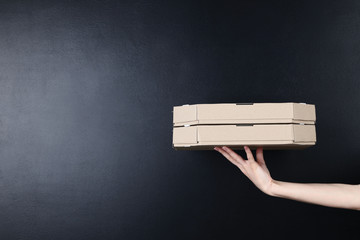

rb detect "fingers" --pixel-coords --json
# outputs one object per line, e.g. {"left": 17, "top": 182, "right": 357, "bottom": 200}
{"left": 221, "top": 146, "right": 246, "bottom": 166}
{"left": 214, "top": 147, "right": 239, "bottom": 167}
{"left": 214, "top": 147, "right": 248, "bottom": 177}
{"left": 256, "top": 147, "right": 266, "bottom": 165}
{"left": 243, "top": 146, "right": 255, "bottom": 162}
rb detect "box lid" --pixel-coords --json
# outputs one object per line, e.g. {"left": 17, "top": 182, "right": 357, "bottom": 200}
{"left": 173, "top": 102, "right": 316, "bottom": 126}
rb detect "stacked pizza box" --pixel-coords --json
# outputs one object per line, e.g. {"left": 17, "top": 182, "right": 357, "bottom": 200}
{"left": 172, "top": 102, "right": 316, "bottom": 150}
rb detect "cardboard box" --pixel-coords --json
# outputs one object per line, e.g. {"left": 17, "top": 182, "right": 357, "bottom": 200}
{"left": 172, "top": 124, "right": 316, "bottom": 150}
{"left": 172, "top": 102, "right": 317, "bottom": 150}
{"left": 173, "top": 102, "right": 316, "bottom": 126}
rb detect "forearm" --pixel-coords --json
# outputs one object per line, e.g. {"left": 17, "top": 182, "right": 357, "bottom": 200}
{"left": 269, "top": 180, "right": 360, "bottom": 210}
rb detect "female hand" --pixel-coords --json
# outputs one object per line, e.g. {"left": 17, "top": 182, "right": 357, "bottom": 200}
{"left": 214, "top": 146, "right": 274, "bottom": 195}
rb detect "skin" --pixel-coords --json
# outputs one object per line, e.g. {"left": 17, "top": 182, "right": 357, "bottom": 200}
{"left": 214, "top": 146, "right": 360, "bottom": 211}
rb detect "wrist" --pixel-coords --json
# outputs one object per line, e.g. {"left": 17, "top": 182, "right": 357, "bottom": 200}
{"left": 267, "top": 179, "right": 281, "bottom": 197}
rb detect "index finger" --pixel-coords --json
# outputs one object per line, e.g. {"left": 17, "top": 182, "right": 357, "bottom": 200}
{"left": 214, "top": 147, "right": 240, "bottom": 167}
{"left": 221, "top": 146, "right": 246, "bottom": 166}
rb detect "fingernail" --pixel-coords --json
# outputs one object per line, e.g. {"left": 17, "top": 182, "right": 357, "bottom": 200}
{"left": 214, "top": 147, "right": 217, "bottom": 150}
{"left": 222, "top": 146, "right": 226, "bottom": 149}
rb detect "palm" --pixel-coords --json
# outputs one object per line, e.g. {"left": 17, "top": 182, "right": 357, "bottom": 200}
{"left": 214, "top": 146, "right": 273, "bottom": 195}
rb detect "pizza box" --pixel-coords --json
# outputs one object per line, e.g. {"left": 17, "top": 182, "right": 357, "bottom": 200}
{"left": 172, "top": 124, "right": 316, "bottom": 150}
{"left": 173, "top": 102, "right": 316, "bottom": 127}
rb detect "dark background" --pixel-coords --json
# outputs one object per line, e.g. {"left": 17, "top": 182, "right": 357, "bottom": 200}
{"left": 0, "top": 0, "right": 359, "bottom": 239}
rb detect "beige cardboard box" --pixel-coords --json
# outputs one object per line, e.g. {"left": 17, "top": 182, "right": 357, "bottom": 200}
{"left": 173, "top": 124, "right": 316, "bottom": 150}
{"left": 173, "top": 102, "right": 316, "bottom": 126}
{"left": 172, "top": 102, "right": 316, "bottom": 150}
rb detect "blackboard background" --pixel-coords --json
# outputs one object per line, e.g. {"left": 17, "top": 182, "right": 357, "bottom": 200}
{"left": 0, "top": 0, "right": 359, "bottom": 239}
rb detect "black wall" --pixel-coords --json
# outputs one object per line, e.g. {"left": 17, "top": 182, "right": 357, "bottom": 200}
{"left": 0, "top": 0, "right": 359, "bottom": 239}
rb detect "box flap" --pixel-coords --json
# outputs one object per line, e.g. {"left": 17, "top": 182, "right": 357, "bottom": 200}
{"left": 293, "top": 103, "right": 316, "bottom": 122}
{"left": 172, "top": 126, "right": 198, "bottom": 145}
{"left": 173, "top": 104, "right": 197, "bottom": 125}
{"left": 293, "top": 124, "right": 317, "bottom": 142}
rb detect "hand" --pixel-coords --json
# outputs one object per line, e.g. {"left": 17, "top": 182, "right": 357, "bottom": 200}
{"left": 214, "top": 146, "right": 274, "bottom": 195}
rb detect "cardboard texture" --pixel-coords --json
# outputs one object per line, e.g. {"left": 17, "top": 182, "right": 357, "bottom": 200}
{"left": 172, "top": 102, "right": 317, "bottom": 150}
{"left": 173, "top": 102, "right": 316, "bottom": 126}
